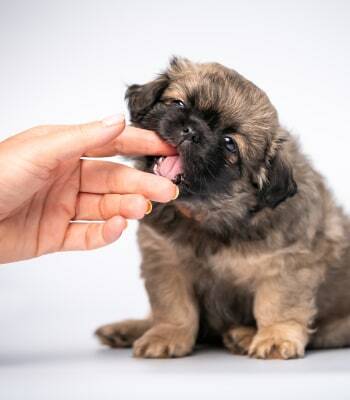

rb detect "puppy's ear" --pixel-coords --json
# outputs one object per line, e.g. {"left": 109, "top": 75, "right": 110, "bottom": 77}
{"left": 125, "top": 75, "right": 169, "bottom": 123}
{"left": 257, "top": 151, "right": 297, "bottom": 209}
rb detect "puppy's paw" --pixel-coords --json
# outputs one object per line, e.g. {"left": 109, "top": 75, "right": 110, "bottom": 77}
{"left": 248, "top": 324, "right": 306, "bottom": 360}
{"left": 249, "top": 337, "right": 302, "bottom": 360}
{"left": 223, "top": 326, "right": 257, "bottom": 355}
{"left": 133, "top": 324, "right": 194, "bottom": 358}
{"left": 95, "top": 319, "right": 151, "bottom": 348}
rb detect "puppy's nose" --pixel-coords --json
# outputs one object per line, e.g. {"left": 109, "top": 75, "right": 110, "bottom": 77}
{"left": 182, "top": 126, "right": 200, "bottom": 144}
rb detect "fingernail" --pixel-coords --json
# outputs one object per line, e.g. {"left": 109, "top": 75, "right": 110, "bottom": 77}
{"left": 102, "top": 113, "right": 125, "bottom": 127}
{"left": 172, "top": 186, "right": 180, "bottom": 200}
{"left": 145, "top": 200, "right": 153, "bottom": 215}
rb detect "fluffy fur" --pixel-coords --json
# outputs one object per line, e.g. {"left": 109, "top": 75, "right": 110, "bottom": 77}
{"left": 96, "top": 58, "right": 350, "bottom": 359}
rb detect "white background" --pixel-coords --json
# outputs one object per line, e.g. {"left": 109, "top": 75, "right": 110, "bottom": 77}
{"left": 0, "top": 0, "right": 350, "bottom": 399}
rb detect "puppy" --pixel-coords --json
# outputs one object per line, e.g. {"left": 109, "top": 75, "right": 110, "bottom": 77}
{"left": 96, "top": 58, "right": 350, "bottom": 359}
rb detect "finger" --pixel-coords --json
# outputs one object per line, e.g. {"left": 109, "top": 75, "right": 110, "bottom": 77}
{"left": 75, "top": 193, "right": 152, "bottom": 220}
{"left": 84, "top": 126, "right": 177, "bottom": 157}
{"left": 80, "top": 160, "right": 179, "bottom": 203}
{"left": 28, "top": 114, "right": 126, "bottom": 167}
{"left": 62, "top": 216, "right": 127, "bottom": 251}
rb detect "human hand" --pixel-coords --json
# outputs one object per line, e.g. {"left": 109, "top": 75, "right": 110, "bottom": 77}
{"left": 0, "top": 115, "right": 178, "bottom": 263}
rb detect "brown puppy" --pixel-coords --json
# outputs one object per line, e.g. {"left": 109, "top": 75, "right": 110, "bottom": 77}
{"left": 96, "top": 58, "right": 350, "bottom": 359}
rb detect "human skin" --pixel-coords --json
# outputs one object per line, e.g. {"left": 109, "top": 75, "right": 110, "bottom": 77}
{"left": 0, "top": 114, "right": 178, "bottom": 264}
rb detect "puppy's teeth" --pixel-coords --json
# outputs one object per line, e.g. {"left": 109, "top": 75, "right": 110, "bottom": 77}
{"left": 153, "top": 157, "right": 164, "bottom": 175}
{"left": 153, "top": 163, "right": 160, "bottom": 175}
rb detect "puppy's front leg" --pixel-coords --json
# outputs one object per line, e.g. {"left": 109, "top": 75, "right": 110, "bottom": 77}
{"left": 249, "top": 271, "right": 318, "bottom": 360}
{"left": 133, "top": 243, "right": 199, "bottom": 358}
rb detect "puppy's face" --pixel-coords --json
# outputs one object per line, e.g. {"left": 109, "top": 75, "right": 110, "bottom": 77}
{"left": 127, "top": 58, "right": 296, "bottom": 210}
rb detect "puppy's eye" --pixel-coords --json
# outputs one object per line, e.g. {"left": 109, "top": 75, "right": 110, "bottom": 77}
{"left": 172, "top": 99, "right": 186, "bottom": 109}
{"left": 223, "top": 136, "right": 237, "bottom": 153}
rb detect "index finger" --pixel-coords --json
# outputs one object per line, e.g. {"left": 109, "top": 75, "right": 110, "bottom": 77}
{"left": 84, "top": 126, "right": 177, "bottom": 157}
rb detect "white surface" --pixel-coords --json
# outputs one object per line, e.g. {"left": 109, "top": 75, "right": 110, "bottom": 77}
{"left": 0, "top": 0, "right": 350, "bottom": 398}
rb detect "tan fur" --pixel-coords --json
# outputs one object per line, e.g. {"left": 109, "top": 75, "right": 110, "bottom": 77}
{"left": 223, "top": 326, "right": 256, "bottom": 355}
{"left": 133, "top": 323, "right": 195, "bottom": 358}
{"left": 96, "top": 319, "right": 151, "bottom": 348}
{"left": 132, "top": 225, "right": 198, "bottom": 358}
{"left": 175, "top": 202, "right": 208, "bottom": 222}
{"left": 96, "top": 59, "right": 350, "bottom": 360}
{"left": 249, "top": 322, "right": 309, "bottom": 359}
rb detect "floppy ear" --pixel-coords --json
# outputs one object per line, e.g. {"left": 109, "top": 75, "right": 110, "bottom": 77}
{"left": 257, "top": 151, "right": 297, "bottom": 209}
{"left": 125, "top": 75, "right": 169, "bottom": 123}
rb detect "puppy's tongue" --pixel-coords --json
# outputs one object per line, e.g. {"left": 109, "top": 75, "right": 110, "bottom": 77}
{"left": 153, "top": 155, "right": 183, "bottom": 180}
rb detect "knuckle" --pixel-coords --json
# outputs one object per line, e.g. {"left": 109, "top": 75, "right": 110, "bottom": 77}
{"left": 113, "top": 139, "right": 124, "bottom": 154}
{"left": 106, "top": 167, "right": 117, "bottom": 193}
{"left": 67, "top": 123, "right": 90, "bottom": 144}
{"left": 74, "top": 124, "right": 87, "bottom": 138}
{"left": 100, "top": 194, "right": 122, "bottom": 219}
{"left": 99, "top": 195, "right": 109, "bottom": 219}
{"left": 98, "top": 196, "right": 108, "bottom": 219}
{"left": 85, "top": 224, "right": 95, "bottom": 250}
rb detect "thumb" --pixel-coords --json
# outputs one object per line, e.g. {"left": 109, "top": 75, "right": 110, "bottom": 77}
{"left": 33, "top": 114, "right": 126, "bottom": 163}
